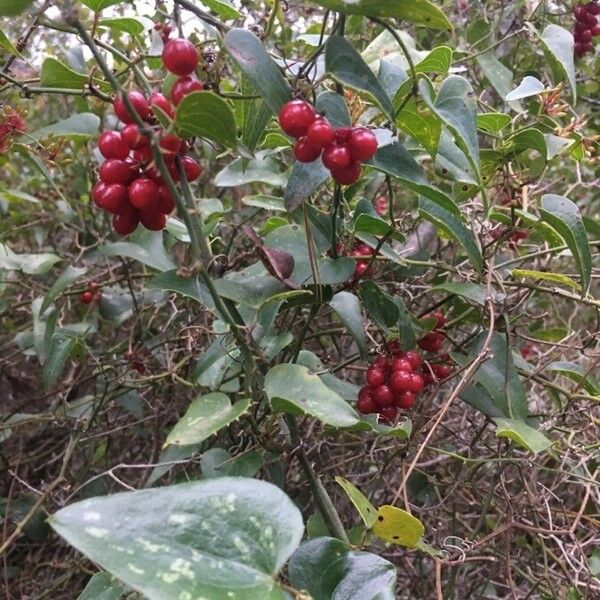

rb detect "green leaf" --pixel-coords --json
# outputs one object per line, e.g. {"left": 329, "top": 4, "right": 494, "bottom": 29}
{"left": 242, "top": 195, "right": 285, "bottom": 212}
{"left": 588, "top": 548, "right": 600, "bottom": 578}
{"left": 359, "top": 281, "right": 399, "bottom": 329}
{"left": 0, "top": 244, "right": 61, "bottom": 274}
{"left": 334, "top": 477, "right": 378, "bottom": 528}
{"left": 316, "top": 90, "right": 351, "bottom": 128}
{"left": 77, "top": 572, "right": 125, "bottom": 600}
{"left": 511, "top": 269, "right": 581, "bottom": 292}
{"left": 396, "top": 96, "right": 441, "bottom": 157}
{"left": 98, "top": 17, "right": 149, "bottom": 35}
{"left": 325, "top": 35, "right": 394, "bottom": 120}
{"left": 223, "top": 28, "right": 292, "bottom": 114}
{"left": 165, "top": 394, "right": 250, "bottom": 446}
{"left": 306, "top": 0, "right": 452, "bottom": 30}
{"left": 100, "top": 230, "right": 176, "bottom": 272}
{"left": 284, "top": 159, "right": 330, "bottom": 212}
{"left": 40, "top": 57, "right": 110, "bottom": 91}
{"left": 176, "top": 91, "right": 237, "bottom": 148}
{"left": 29, "top": 113, "right": 101, "bottom": 141}
{"left": 80, "top": 0, "right": 123, "bottom": 11}
{"left": 494, "top": 418, "right": 553, "bottom": 454}
{"left": 289, "top": 537, "right": 397, "bottom": 600}
{"left": 50, "top": 478, "right": 304, "bottom": 600}
{"left": 40, "top": 265, "right": 87, "bottom": 315}
{"left": 0, "top": 30, "right": 19, "bottom": 56}
{"left": 330, "top": 291, "right": 366, "bottom": 358}
{"left": 264, "top": 364, "right": 360, "bottom": 427}
{"left": 296, "top": 351, "right": 360, "bottom": 402}
{"left": 538, "top": 24, "right": 576, "bottom": 102}
{"left": 505, "top": 76, "right": 545, "bottom": 101}
{"left": 416, "top": 46, "right": 453, "bottom": 74}
{"left": 539, "top": 194, "right": 591, "bottom": 295}
{"left": 199, "top": 0, "right": 241, "bottom": 19}
{"left": 545, "top": 362, "right": 600, "bottom": 397}
{"left": 201, "top": 448, "right": 262, "bottom": 479}
{"left": 476, "top": 113, "right": 511, "bottom": 133}
{"left": 147, "top": 271, "right": 214, "bottom": 307}
{"left": 351, "top": 415, "right": 412, "bottom": 439}
{"left": 0, "top": 0, "right": 33, "bottom": 16}
{"left": 476, "top": 51, "right": 513, "bottom": 102}
{"left": 214, "top": 150, "right": 287, "bottom": 188}
{"left": 43, "top": 335, "right": 77, "bottom": 391}
{"left": 432, "top": 281, "right": 494, "bottom": 306}
{"left": 394, "top": 296, "right": 416, "bottom": 350}
{"left": 418, "top": 197, "right": 483, "bottom": 273}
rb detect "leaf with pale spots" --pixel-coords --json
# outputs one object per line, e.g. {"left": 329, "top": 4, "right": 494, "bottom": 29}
{"left": 49, "top": 478, "right": 304, "bottom": 600}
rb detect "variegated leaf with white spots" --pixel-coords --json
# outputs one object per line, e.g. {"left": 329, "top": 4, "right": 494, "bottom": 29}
{"left": 49, "top": 478, "right": 304, "bottom": 600}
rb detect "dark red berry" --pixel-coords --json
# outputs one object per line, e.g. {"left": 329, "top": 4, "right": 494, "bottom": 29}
{"left": 591, "top": 24, "right": 600, "bottom": 35}
{"left": 586, "top": 3, "right": 600, "bottom": 15}
{"left": 404, "top": 351, "right": 422, "bottom": 370}
{"left": 149, "top": 92, "right": 175, "bottom": 118}
{"left": 121, "top": 124, "right": 149, "bottom": 149}
{"left": 429, "top": 311, "right": 446, "bottom": 329}
{"left": 99, "top": 159, "right": 132, "bottom": 185}
{"left": 80, "top": 290, "right": 94, "bottom": 304}
{"left": 353, "top": 261, "right": 369, "bottom": 279}
{"left": 159, "top": 133, "right": 182, "bottom": 157}
{"left": 113, "top": 91, "right": 151, "bottom": 124}
{"left": 366, "top": 367, "right": 385, "bottom": 387}
{"left": 391, "top": 358, "right": 413, "bottom": 373}
{"left": 373, "top": 355, "right": 390, "bottom": 371}
{"left": 170, "top": 76, "right": 204, "bottom": 106}
{"left": 293, "top": 137, "right": 321, "bottom": 163}
{"left": 390, "top": 370, "right": 412, "bottom": 393}
{"left": 575, "top": 6, "right": 587, "bottom": 20}
{"left": 379, "top": 406, "right": 398, "bottom": 423}
{"left": 140, "top": 209, "right": 167, "bottom": 231}
{"left": 162, "top": 38, "right": 199, "bottom": 76}
{"left": 357, "top": 387, "right": 377, "bottom": 414}
{"left": 431, "top": 364, "right": 451, "bottom": 379}
{"left": 128, "top": 177, "right": 159, "bottom": 211}
{"left": 407, "top": 373, "right": 425, "bottom": 393}
{"left": 348, "top": 127, "right": 378, "bottom": 161}
{"left": 156, "top": 185, "right": 175, "bottom": 213}
{"left": 578, "top": 28, "right": 593, "bottom": 42}
{"left": 112, "top": 207, "right": 140, "bottom": 235}
{"left": 322, "top": 143, "right": 351, "bottom": 170}
{"left": 387, "top": 339, "right": 400, "bottom": 353}
{"left": 418, "top": 331, "right": 444, "bottom": 353}
{"left": 395, "top": 390, "right": 416, "bottom": 409}
{"left": 98, "top": 130, "right": 130, "bottom": 160}
{"left": 278, "top": 100, "right": 316, "bottom": 138}
{"left": 335, "top": 127, "right": 353, "bottom": 142}
{"left": 181, "top": 156, "right": 202, "bottom": 181}
{"left": 94, "top": 183, "right": 129, "bottom": 214}
{"left": 330, "top": 160, "right": 362, "bottom": 185}
{"left": 373, "top": 384, "right": 394, "bottom": 407}
{"left": 305, "top": 118, "right": 336, "bottom": 149}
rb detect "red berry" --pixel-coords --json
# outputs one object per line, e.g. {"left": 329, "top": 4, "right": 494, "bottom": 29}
{"left": 335, "top": 127, "right": 353, "bottom": 142}
{"left": 124, "top": 156, "right": 141, "bottom": 177}
{"left": 379, "top": 406, "right": 398, "bottom": 423}
{"left": 365, "top": 367, "right": 385, "bottom": 387}
{"left": 372, "top": 355, "right": 390, "bottom": 371}
{"left": 159, "top": 133, "right": 182, "bottom": 157}
{"left": 404, "top": 351, "right": 422, "bottom": 370}
{"left": 586, "top": 3, "right": 600, "bottom": 15}
{"left": 354, "top": 243, "right": 374, "bottom": 256}
{"left": 322, "top": 143, "right": 351, "bottom": 170}
{"left": 357, "top": 387, "right": 377, "bottom": 414}
{"left": 578, "top": 28, "right": 593, "bottom": 42}
{"left": 387, "top": 339, "right": 400, "bottom": 353}
{"left": 395, "top": 390, "right": 416, "bottom": 409}
{"left": 144, "top": 167, "right": 164, "bottom": 184}
{"left": 278, "top": 100, "right": 316, "bottom": 138}
{"left": 181, "top": 156, "right": 202, "bottom": 181}
{"left": 149, "top": 92, "right": 175, "bottom": 118}
{"left": 575, "top": 6, "right": 587, "bottom": 20}
{"left": 591, "top": 24, "right": 600, "bottom": 35}
{"left": 390, "top": 370, "right": 412, "bottom": 393}
{"left": 98, "top": 130, "right": 130, "bottom": 160}
{"left": 374, "top": 196, "right": 388, "bottom": 216}
{"left": 80, "top": 290, "right": 94, "bottom": 304}
{"left": 128, "top": 177, "right": 159, "bottom": 211}
{"left": 94, "top": 183, "right": 129, "bottom": 214}
{"left": 99, "top": 159, "right": 132, "bottom": 184}
{"left": 353, "top": 261, "right": 369, "bottom": 279}
{"left": 407, "top": 373, "right": 424, "bottom": 393}
{"left": 330, "top": 160, "right": 362, "bottom": 185}
{"left": 580, "top": 41, "right": 594, "bottom": 51}
{"left": 132, "top": 146, "right": 153, "bottom": 163}
{"left": 162, "top": 38, "right": 199, "bottom": 76}
{"left": 429, "top": 311, "right": 446, "bottom": 329}
{"left": 418, "top": 331, "right": 444, "bottom": 353}
{"left": 391, "top": 358, "right": 413, "bottom": 373}
{"left": 140, "top": 209, "right": 167, "bottom": 231}
{"left": 305, "top": 118, "right": 336, "bottom": 149}
{"left": 431, "top": 364, "right": 451, "bottom": 379}
{"left": 348, "top": 127, "right": 378, "bottom": 161}
{"left": 112, "top": 207, "right": 140, "bottom": 235}
{"left": 113, "top": 91, "right": 151, "bottom": 124}
{"left": 293, "top": 137, "right": 321, "bottom": 163}
{"left": 373, "top": 384, "right": 394, "bottom": 407}
{"left": 157, "top": 185, "right": 175, "bottom": 213}
{"left": 170, "top": 76, "right": 204, "bottom": 106}
{"left": 583, "top": 11, "right": 598, "bottom": 26}
{"left": 121, "top": 124, "right": 149, "bottom": 150}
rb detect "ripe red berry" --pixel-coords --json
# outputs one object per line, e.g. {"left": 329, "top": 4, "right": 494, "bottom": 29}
{"left": 305, "top": 118, "right": 336, "bottom": 149}
{"left": 335, "top": 127, "right": 353, "bottom": 142}
{"left": 162, "top": 38, "right": 199, "bottom": 76}
{"left": 578, "top": 28, "right": 593, "bottom": 42}
{"left": 395, "top": 390, "right": 416, "bottom": 409}
{"left": 418, "top": 331, "right": 444, "bottom": 353}
{"left": 357, "top": 387, "right": 377, "bottom": 414}
{"left": 322, "top": 143, "right": 351, "bottom": 170}
{"left": 170, "top": 76, "right": 204, "bottom": 106}
{"left": 586, "top": 3, "right": 600, "bottom": 16}
{"left": 128, "top": 177, "right": 159, "bottom": 211}
{"left": 431, "top": 363, "right": 451, "bottom": 379}
{"left": 330, "top": 160, "right": 362, "bottom": 185}
{"left": 149, "top": 92, "right": 175, "bottom": 118}
{"left": 404, "top": 351, "right": 422, "bottom": 370}
{"left": 112, "top": 207, "right": 140, "bottom": 235}
{"left": 428, "top": 311, "right": 446, "bottom": 329}
{"left": 374, "top": 196, "right": 388, "bottom": 216}
{"left": 99, "top": 159, "right": 132, "bottom": 184}
{"left": 159, "top": 134, "right": 182, "bottom": 157}
{"left": 140, "top": 209, "right": 167, "bottom": 231}
{"left": 373, "top": 384, "right": 394, "bottom": 407}
{"left": 372, "top": 355, "right": 390, "bottom": 371}
{"left": 407, "top": 373, "right": 424, "bottom": 393}
{"left": 390, "top": 370, "right": 412, "bottom": 393}
{"left": 98, "top": 131, "right": 130, "bottom": 160}
{"left": 591, "top": 24, "right": 600, "bottom": 35}
{"left": 379, "top": 406, "right": 398, "bottom": 423}
{"left": 113, "top": 91, "right": 151, "bottom": 124}
{"left": 575, "top": 6, "right": 587, "bottom": 20}
{"left": 80, "top": 290, "right": 94, "bottom": 304}
{"left": 391, "top": 358, "right": 413, "bottom": 373}
{"left": 94, "top": 183, "right": 129, "bottom": 214}
{"left": 366, "top": 367, "right": 385, "bottom": 387}
{"left": 121, "top": 124, "right": 148, "bottom": 149}
{"left": 157, "top": 185, "right": 175, "bottom": 213}
{"left": 348, "top": 127, "right": 378, "bottom": 161}
{"left": 181, "top": 156, "right": 202, "bottom": 181}
{"left": 132, "top": 146, "right": 153, "bottom": 163}
{"left": 387, "top": 339, "right": 400, "bottom": 353}
{"left": 353, "top": 261, "right": 369, "bottom": 279}
{"left": 278, "top": 99, "right": 316, "bottom": 138}
{"left": 293, "top": 137, "right": 321, "bottom": 163}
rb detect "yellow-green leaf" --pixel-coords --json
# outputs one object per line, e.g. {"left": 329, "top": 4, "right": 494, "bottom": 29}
{"left": 371, "top": 505, "right": 424, "bottom": 547}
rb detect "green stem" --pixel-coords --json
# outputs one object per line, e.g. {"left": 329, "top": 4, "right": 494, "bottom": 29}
{"left": 330, "top": 184, "right": 342, "bottom": 258}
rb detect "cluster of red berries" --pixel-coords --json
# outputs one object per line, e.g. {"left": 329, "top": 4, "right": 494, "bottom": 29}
{"left": 0, "top": 107, "right": 26, "bottom": 155}
{"left": 373, "top": 195, "right": 388, "bottom": 217}
{"left": 574, "top": 2, "right": 600, "bottom": 57}
{"left": 278, "top": 99, "right": 378, "bottom": 185}
{"left": 79, "top": 282, "right": 102, "bottom": 304}
{"left": 348, "top": 242, "right": 376, "bottom": 280}
{"left": 417, "top": 311, "right": 446, "bottom": 353}
{"left": 92, "top": 38, "right": 204, "bottom": 236}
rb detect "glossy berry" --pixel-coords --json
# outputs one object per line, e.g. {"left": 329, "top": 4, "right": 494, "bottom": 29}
{"left": 306, "top": 118, "right": 336, "bottom": 149}
{"left": 387, "top": 339, "right": 401, "bottom": 354}
{"left": 390, "top": 370, "right": 412, "bottom": 393}
{"left": 408, "top": 373, "right": 425, "bottom": 393}
{"left": 94, "top": 183, "right": 129, "bottom": 214}
{"left": 431, "top": 363, "right": 451, "bottom": 379}
{"left": 293, "top": 137, "right": 321, "bottom": 163}
{"left": 418, "top": 331, "right": 444, "bottom": 353}
{"left": 99, "top": 159, "right": 132, "bottom": 185}
{"left": 348, "top": 127, "right": 378, "bottom": 161}
{"left": 404, "top": 351, "right": 422, "bottom": 370}
{"left": 181, "top": 156, "right": 202, "bottom": 181}
{"left": 278, "top": 100, "right": 316, "bottom": 138}
{"left": 128, "top": 177, "right": 159, "bottom": 211}
{"left": 98, "top": 131, "right": 130, "bottom": 160}
{"left": 395, "top": 390, "right": 416, "bottom": 409}
{"left": 357, "top": 388, "right": 377, "bottom": 414}
{"left": 112, "top": 208, "right": 139, "bottom": 235}
{"left": 121, "top": 124, "right": 148, "bottom": 149}
{"left": 80, "top": 291, "right": 94, "bottom": 304}
{"left": 335, "top": 127, "right": 353, "bottom": 143}
{"left": 149, "top": 92, "right": 175, "bottom": 118}
{"left": 140, "top": 209, "right": 167, "bottom": 231}
{"left": 330, "top": 160, "right": 362, "bottom": 185}
{"left": 322, "top": 143, "right": 351, "bottom": 170}
{"left": 162, "top": 38, "right": 199, "bottom": 76}
{"left": 159, "top": 134, "right": 182, "bottom": 157}
{"left": 171, "top": 76, "right": 204, "bottom": 106}
{"left": 156, "top": 185, "right": 175, "bottom": 214}
{"left": 379, "top": 406, "right": 398, "bottom": 423}
{"left": 391, "top": 358, "right": 413, "bottom": 373}
{"left": 113, "top": 91, "right": 151, "bottom": 124}
{"left": 373, "top": 384, "right": 394, "bottom": 407}
{"left": 365, "top": 367, "right": 385, "bottom": 387}
{"left": 132, "top": 146, "right": 153, "bottom": 163}
{"left": 353, "top": 261, "right": 369, "bottom": 279}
